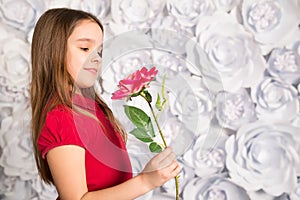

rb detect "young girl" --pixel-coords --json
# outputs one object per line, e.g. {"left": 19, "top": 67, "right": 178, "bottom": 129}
{"left": 30, "top": 8, "right": 180, "bottom": 200}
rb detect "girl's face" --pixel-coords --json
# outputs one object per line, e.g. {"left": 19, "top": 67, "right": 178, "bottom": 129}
{"left": 66, "top": 19, "right": 103, "bottom": 90}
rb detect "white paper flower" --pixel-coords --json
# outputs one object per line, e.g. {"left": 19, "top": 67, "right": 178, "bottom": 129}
{"left": 189, "top": 11, "right": 266, "bottom": 93}
{"left": 216, "top": 89, "right": 257, "bottom": 130}
{"left": 166, "top": 0, "right": 216, "bottom": 27}
{"left": 110, "top": 0, "right": 164, "bottom": 33}
{"left": 0, "top": 0, "right": 45, "bottom": 33}
{"left": 150, "top": 15, "right": 194, "bottom": 55}
{"left": 183, "top": 132, "right": 227, "bottom": 177}
{"left": 2, "top": 178, "right": 34, "bottom": 200}
{"left": 0, "top": 37, "right": 30, "bottom": 102}
{"left": 225, "top": 121, "right": 300, "bottom": 196}
{"left": 30, "top": 177, "right": 58, "bottom": 200}
{"left": 267, "top": 47, "right": 300, "bottom": 84}
{"left": 0, "top": 107, "right": 37, "bottom": 180}
{"left": 160, "top": 115, "right": 195, "bottom": 156}
{"left": 183, "top": 175, "right": 250, "bottom": 200}
{"left": 252, "top": 77, "right": 299, "bottom": 122}
{"left": 168, "top": 74, "right": 214, "bottom": 134}
{"left": 69, "top": 0, "right": 111, "bottom": 20}
{"left": 101, "top": 48, "right": 152, "bottom": 95}
{"left": 241, "top": 0, "right": 300, "bottom": 54}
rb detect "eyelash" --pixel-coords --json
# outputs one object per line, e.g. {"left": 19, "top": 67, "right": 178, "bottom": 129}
{"left": 98, "top": 50, "right": 102, "bottom": 58}
{"left": 80, "top": 47, "right": 89, "bottom": 52}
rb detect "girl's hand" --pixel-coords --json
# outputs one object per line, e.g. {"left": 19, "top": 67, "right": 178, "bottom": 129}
{"left": 139, "top": 147, "right": 180, "bottom": 190}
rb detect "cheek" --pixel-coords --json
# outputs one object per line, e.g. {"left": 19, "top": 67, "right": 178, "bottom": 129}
{"left": 67, "top": 54, "right": 85, "bottom": 80}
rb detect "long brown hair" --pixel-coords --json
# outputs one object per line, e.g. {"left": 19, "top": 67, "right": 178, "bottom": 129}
{"left": 31, "top": 8, "right": 127, "bottom": 184}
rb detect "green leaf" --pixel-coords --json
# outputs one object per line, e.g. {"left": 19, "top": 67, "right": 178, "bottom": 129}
{"left": 149, "top": 142, "right": 163, "bottom": 153}
{"left": 124, "top": 105, "right": 155, "bottom": 137}
{"left": 129, "top": 128, "right": 153, "bottom": 142}
{"left": 147, "top": 120, "right": 155, "bottom": 137}
{"left": 155, "top": 94, "right": 162, "bottom": 111}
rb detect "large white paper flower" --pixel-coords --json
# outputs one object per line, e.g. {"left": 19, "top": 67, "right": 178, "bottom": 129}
{"left": 0, "top": 0, "right": 45, "bottom": 33}
{"left": 241, "top": 0, "right": 300, "bottom": 54}
{"left": 188, "top": 11, "right": 266, "bottom": 93}
{"left": 183, "top": 175, "right": 250, "bottom": 199}
{"left": 216, "top": 89, "right": 257, "bottom": 130}
{"left": 166, "top": 0, "right": 216, "bottom": 27}
{"left": 225, "top": 121, "right": 300, "bottom": 196}
{"left": 267, "top": 47, "right": 300, "bottom": 84}
{"left": 252, "top": 77, "right": 299, "bottom": 122}
{"left": 0, "top": 37, "right": 30, "bottom": 102}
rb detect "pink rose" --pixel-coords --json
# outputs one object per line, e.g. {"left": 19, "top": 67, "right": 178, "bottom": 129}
{"left": 111, "top": 67, "right": 158, "bottom": 100}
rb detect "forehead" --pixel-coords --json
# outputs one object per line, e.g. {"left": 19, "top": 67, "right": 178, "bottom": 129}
{"left": 68, "top": 19, "right": 103, "bottom": 44}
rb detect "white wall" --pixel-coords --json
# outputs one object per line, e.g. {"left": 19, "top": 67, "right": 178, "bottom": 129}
{"left": 0, "top": 0, "right": 300, "bottom": 199}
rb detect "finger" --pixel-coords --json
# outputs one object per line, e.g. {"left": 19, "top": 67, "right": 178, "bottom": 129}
{"left": 159, "top": 152, "right": 176, "bottom": 168}
{"left": 152, "top": 147, "right": 173, "bottom": 164}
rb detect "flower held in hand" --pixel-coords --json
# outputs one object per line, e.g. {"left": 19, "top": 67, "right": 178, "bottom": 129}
{"left": 111, "top": 66, "right": 179, "bottom": 200}
{"left": 111, "top": 67, "right": 158, "bottom": 100}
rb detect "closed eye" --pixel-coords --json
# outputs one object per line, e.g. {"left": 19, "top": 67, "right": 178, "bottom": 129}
{"left": 80, "top": 47, "right": 89, "bottom": 52}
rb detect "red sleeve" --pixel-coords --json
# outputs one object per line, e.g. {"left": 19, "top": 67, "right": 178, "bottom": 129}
{"left": 37, "top": 107, "right": 85, "bottom": 159}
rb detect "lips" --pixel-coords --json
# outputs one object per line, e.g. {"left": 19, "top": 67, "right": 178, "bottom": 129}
{"left": 84, "top": 67, "right": 98, "bottom": 75}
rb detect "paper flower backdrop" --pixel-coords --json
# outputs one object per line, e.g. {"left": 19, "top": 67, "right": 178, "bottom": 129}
{"left": 0, "top": 0, "right": 300, "bottom": 199}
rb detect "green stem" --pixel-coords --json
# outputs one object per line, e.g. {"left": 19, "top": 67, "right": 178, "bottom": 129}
{"left": 140, "top": 93, "right": 180, "bottom": 200}
{"left": 148, "top": 102, "right": 167, "bottom": 147}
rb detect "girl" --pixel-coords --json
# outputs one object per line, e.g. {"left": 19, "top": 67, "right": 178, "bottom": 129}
{"left": 30, "top": 8, "right": 180, "bottom": 200}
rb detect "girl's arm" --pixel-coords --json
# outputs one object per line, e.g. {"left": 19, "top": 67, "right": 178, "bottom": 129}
{"left": 46, "top": 145, "right": 180, "bottom": 200}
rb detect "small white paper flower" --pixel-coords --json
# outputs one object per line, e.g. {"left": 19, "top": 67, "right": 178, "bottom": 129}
{"left": 241, "top": 0, "right": 300, "bottom": 54}
{"left": 225, "top": 121, "right": 300, "bottom": 196}
{"left": 267, "top": 47, "right": 300, "bottom": 84}
{"left": 168, "top": 74, "right": 214, "bottom": 134}
{"left": 252, "top": 77, "right": 299, "bottom": 122}
{"left": 216, "top": 89, "right": 257, "bottom": 130}
{"left": 183, "top": 132, "right": 227, "bottom": 177}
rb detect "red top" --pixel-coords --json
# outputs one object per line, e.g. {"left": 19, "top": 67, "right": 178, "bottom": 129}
{"left": 38, "top": 94, "right": 132, "bottom": 199}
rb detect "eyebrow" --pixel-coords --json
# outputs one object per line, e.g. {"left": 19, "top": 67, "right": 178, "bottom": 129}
{"left": 75, "top": 38, "right": 95, "bottom": 42}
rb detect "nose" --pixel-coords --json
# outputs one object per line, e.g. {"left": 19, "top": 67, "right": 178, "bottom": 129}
{"left": 91, "top": 51, "right": 101, "bottom": 64}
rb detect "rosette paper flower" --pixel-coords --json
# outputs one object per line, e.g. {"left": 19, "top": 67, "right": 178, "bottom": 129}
{"left": 225, "top": 121, "right": 300, "bottom": 196}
